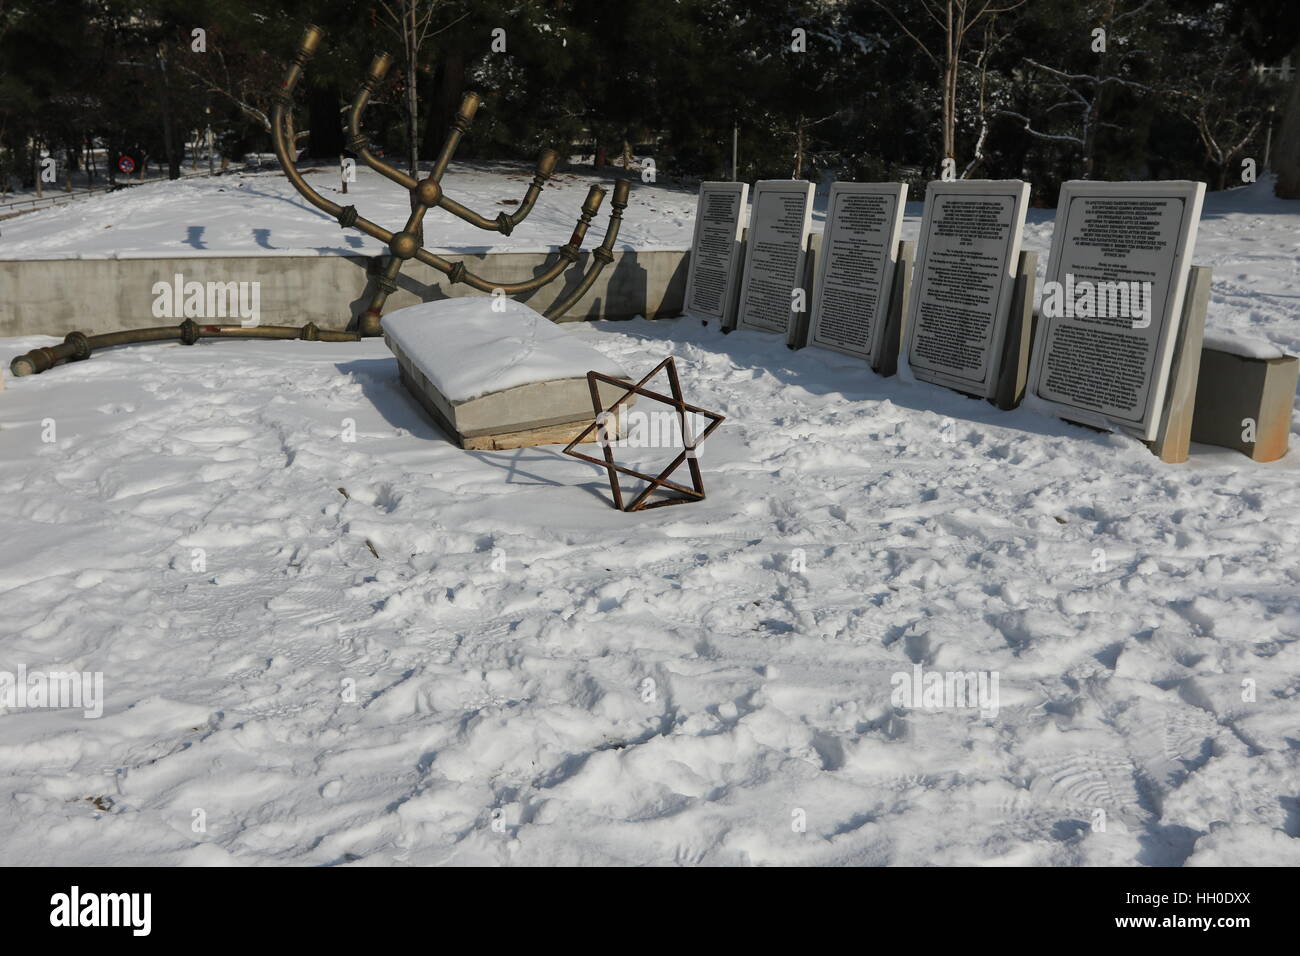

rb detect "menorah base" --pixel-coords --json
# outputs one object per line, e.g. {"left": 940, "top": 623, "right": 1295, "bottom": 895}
{"left": 358, "top": 309, "right": 384, "bottom": 337}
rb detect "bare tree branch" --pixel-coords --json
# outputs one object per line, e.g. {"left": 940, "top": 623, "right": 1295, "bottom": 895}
{"left": 870, "top": 0, "right": 939, "bottom": 66}
{"left": 996, "top": 109, "right": 1085, "bottom": 144}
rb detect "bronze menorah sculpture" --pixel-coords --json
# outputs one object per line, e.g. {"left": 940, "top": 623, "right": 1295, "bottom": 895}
{"left": 274, "top": 24, "right": 630, "bottom": 336}
{"left": 10, "top": 24, "right": 626, "bottom": 378}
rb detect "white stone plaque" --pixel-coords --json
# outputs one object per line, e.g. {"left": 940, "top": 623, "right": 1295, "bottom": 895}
{"left": 901, "top": 180, "right": 1030, "bottom": 397}
{"left": 683, "top": 182, "right": 749, "bottom": 323}
{"left": 735, "top": 179, "right": 816, "bottom": 335}
{"left": 807, "top": 182, "right": 908, "bottom": 363}
{"left": 1026, "top": 180, "right": 1205, "bottom": 440}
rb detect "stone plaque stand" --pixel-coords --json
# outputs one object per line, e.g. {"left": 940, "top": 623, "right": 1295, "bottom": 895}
{"left": 872, "top": 239, "right": 917, "bottom": 377}
{"left": 1143, "top": 265, "right": 1295, "bottom": 464}
{"left": 720, "top": 226, "right": 749, "bottom": 332}
{"left": 1192, "top": 348, "right": 1298, "bottom": 462}
{"left": 1143, "top": 265, "right": 1211, "bottom": 463}
{"left": 990, "top": 250, "right": 1039, "bottom": 410}
{"left": 784, "top": 233, "right": 821, "bottom": 348}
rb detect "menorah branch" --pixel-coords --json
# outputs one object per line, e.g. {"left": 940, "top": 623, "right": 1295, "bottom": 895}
{"left": 271, "top": 27, "right": 394, "bottom": 252}
{"left": 545, "top": 179, "right": 630, "bottom": 319}
{"left": 437, "top": 148, "right": 560, "bottom": 236}
{"left": 347, "top": 53, "right": 419, "bottom": 191}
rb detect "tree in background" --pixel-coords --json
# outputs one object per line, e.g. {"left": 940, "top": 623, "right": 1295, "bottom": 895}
{"left": 1, "top": 0, "right": 1297, "bottom": 199}
{"left": 994, "top": 0, "right": 1168, "bottom": 182}
{"left": 1277, "top": 66, "right": 1300, "bottom": 198}
{"left": 870, "top": 0, "right": 1026, "bottom": 170}
{"left": 1203, "top": 0, "right": 1300, "bottom": 198}
{"left": 1165, "top": 1, "right": 1276, "bottom": 190}
{"left": 374, "top": 0, "right": 468, "bottom": 177}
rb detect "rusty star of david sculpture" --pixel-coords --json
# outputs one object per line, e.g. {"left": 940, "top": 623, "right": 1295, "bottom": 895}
{"left": 563, "top": 357, "right": 725, "bottom": 512}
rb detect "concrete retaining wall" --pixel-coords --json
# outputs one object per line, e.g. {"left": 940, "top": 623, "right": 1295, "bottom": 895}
{"left": 0, "top": 249, "right": 690, "bottom": 337}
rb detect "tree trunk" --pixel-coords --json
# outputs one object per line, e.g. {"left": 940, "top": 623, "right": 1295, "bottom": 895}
{"left": 942, "top": 1, "right": 957, "bottom": 162}
{"left": 1081, "top": 99, "right": 1100, "bottom": 179}
{"left": 406, "top": 1, "right": 419, "bottom": 179}
{"left": 1081, "top": 2, "right": 1115, "bottom": 179}
{"left": 307, "top": 83, "right": 345, "bottom": 158}
{"left": 1274, "top": 47, "right": 1300, "bottom": 199}
{"left": 793, "top": 117, "right": 805, "bottom": 179}
{"left": 426, "top": 48, "right": 466, "bottom": 157}
{"left": 156, "top": 47, "right": 180, "bottom": 180}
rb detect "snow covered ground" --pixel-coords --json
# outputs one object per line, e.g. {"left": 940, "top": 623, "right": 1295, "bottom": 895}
{"left": 2, "top": 160, "right": 1297, "bottom": 362}
{"left": 0, "top": 176, "right": 1297, "bottom": 866}
{"left": 0, "top": 161, "right": 699, "bottom": 259}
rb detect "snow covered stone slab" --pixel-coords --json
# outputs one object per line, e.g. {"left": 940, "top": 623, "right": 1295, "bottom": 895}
{"left": 1200, "top": 331, "right": 1285, "bottom": 361}
{"left": 1191, "top": 346, "right": 1298, "bottom": 462}
{"left": 382, "top": 297, "right": 631, "bottom": 450}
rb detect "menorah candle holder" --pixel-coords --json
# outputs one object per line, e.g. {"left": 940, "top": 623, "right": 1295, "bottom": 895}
{"left": 272, "top": 24, "right": 631, "bottom": 336}
{"left": 7, "top": 24, "right": 631, "bottom": 380}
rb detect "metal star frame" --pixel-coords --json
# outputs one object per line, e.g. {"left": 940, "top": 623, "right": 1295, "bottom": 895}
{"left": 563, "top": 357, "right": 725, "bottom": 512}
